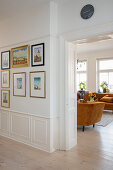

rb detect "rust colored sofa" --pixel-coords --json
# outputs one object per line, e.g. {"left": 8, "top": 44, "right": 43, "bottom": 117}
{"left": 94, "top": 93, "right": 113, "bottom": 111}
{"left": 77, "top": 92, "right": 113, "bottom": 111}
{"left": 77, "top": 102, "right": 105, "bottom": 131}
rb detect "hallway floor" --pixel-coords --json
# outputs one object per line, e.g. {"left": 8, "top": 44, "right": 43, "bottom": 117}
{"left": 0, "top": 112, "right": 113, "bottom": 170}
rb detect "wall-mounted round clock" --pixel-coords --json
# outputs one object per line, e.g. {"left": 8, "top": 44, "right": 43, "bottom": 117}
{"left": 80, "top": 4, "right": 94, "bottom": 19}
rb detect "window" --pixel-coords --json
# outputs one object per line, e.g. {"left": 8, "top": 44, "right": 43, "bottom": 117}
{"left": 76, "top": 60, "right": 87, "bottom": 90}
{"left": 97, "top": 58, "right": 113, "bottom": 93}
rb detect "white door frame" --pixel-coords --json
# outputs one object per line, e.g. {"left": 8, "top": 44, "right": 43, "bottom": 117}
{"left": 59, "top": 22, "right": 113, "bottom": 150}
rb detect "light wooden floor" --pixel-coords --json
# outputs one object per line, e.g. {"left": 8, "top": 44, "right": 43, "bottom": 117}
{"left": 0, "top": 112, "right": 113, "bottom": 170}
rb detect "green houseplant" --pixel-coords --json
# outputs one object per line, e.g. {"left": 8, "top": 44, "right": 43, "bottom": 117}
{"left": 79, "top": 81, "right": 86, "bottom": 90}
{"left": 100, "top": 81, "right": 108, "bottom": 93}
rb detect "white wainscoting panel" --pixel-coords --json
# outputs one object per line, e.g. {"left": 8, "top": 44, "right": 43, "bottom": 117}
{"left": 10, "top": 111, "right": 30, "bottom": 142}
{"left": 31, "top": 117, "right": 48, "bottom": 145}
{"left": 0, "top": 109, "right": 10, "bottom": 135}
{"left": 0, "top": 109, "right": 54, "bottom": 152}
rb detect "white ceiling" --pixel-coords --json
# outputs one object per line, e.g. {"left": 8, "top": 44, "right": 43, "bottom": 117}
{"left": 0, "top": 0, "right": 51, "bottom": 21}
{"left": 75, "top": 33, "right": 113, "bottom": 53}
{"left": 0, "top": 0, "right": 72, "bottom": 21}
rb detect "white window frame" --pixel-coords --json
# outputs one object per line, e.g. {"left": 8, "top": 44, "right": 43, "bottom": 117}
{"left": 96, "top": 58, "right": 113, "bottom": 92}
{"left": 76, "top": 59, "right": 87, "bottom": 90}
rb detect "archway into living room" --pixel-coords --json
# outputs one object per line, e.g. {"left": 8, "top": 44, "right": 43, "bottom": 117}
{"left": 59, "top": 29, "right": 113, "bottom": 151}
{"left": 68, "top": 32, "right": 113, "bottom": 150}
{"left": 74, "top": 33, "right": 113, "bottom": 131}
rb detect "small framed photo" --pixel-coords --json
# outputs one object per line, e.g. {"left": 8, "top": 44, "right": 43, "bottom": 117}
{"left": 13, "top": 72, "right": 26, "bottom": 97}
{"left": 1, "top": 90, "right": 10, "bottom": 108}
{"left": 30, "top": 71, "right": 46, "bottom": 98}
{"left": 31, "top": 43, "right": 44, "bottom": 66}
{"left": 11, "top": 45, "right": 29, "bottom": 68}
{"left": 1, "top": 51, "right": 10, "bottom": 70}
{"left": 1, "top": 70, "right": 10, "bottom": 88}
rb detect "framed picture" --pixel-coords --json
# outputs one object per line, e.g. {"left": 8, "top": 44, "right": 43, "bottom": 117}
{"left": 1, "top": 70, "right": 10, "bottom": 88}
{"left": 31, "top": 43, "right": 44, "bottom": 66}
{"left": 30, "top": 71, "right": 46, "bottom": 98}
{"left": 11, "top": 45, "right": 29, "bottom": 68}
{"left": 1, "top": 90, "right": 10, "bottom": 108}
{"left": 1, "top": 50, "right": 10, "bottom": 70}
{"left": 13, "top": 72, "right": 26, "bottom": 97}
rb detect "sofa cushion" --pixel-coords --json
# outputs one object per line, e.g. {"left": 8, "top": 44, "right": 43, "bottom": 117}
{"left": 100, "top": 96, "right": 113, "bottom": 103}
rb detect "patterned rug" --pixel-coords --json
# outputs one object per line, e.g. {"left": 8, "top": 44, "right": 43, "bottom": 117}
{"left": 96, "top": 117, "right": 113, "bottom": 127}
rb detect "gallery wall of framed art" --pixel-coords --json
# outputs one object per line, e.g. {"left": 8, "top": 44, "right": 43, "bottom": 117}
{"left": 0, "top": 41, "right": 47, "bottom": 110}
{"left": 0, "top": 34, "right": 54, "bottom": 152}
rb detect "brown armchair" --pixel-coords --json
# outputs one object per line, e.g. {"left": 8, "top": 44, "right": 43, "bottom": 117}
{"left": 77, "top": 102, "right": 105, "bottom": 131}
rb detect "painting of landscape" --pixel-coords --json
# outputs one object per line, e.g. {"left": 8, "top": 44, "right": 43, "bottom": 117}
{"left": 3, "top": 92, "right": 8, "bottom": 103}
{"left": 1, "top": 90, "right": 10, "bottom": 108}
{"left": 1, "top": 70, "right": 10, "bottom": 88}
{"left": 3, "top": 72, "right": 8, "bottom": 84}
{"left": 34, "top": 77, "right": 41, "bottom": 90}
{"left": 1, "top": 51, "right": 10, "bottom": 69}
{"left": 17, "top": 78, "right": 22, "bottom": 89}
{"left": 11, "top": 45, "right": 29, "bottom": 68}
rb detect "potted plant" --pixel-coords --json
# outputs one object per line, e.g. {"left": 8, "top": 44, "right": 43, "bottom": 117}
{"left": 100, "top": 81, "right": 108, "bottom": 93}
{"left": 79, "top": 81, "right": 86, "bottom": 90}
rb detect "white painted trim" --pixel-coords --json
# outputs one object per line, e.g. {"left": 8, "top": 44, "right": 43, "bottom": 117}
{"left": 0, "top": 108, "right": 59, "bottom": 119}
{"left": 59, "top": 37, "right": 77, "bottom": 150}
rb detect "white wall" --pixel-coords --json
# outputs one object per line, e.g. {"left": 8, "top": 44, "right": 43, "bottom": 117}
{"left": 0, "top": 1, "right": 50, "bottom": 47}
{"left": 77, "top": 40, "right": 113, "bottom": 91}
{"left": 0, "top": 1, "right": 58, "bottom": 153}
{"left": 0, "top": 37, "right": 50, "bottom": 116}
{"left": 57, "top": 0, "right": 113, "bottom": 35}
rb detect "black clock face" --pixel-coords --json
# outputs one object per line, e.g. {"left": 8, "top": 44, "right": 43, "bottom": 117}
{"left": 80, "top": 4, "right": 94, "bottom": 19}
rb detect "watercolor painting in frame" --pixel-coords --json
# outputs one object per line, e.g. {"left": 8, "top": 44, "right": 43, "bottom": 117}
{"left": 1, "top": 90, "right": 10, "bottom": 108}
{"left": 1, "top": 70, "right": 10, "bottom": 88}
{"left": 13, "top": 72, "right": 26, "bottom": 97}
{"left": 1, "top": 50, "right": 10, "bottom": 70}
{"left": 31, "top": 43, "right": 44, "bottom": 66}
{"left": 11, "top": 45, "right": 29, "bottom": 68}
{"left": 30, "top": 71, "right": 46, "bottom": 98}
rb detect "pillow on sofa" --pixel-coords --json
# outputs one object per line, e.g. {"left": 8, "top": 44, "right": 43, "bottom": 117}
{"left": 100, "top": 96, "right": 113, "bottom": 103}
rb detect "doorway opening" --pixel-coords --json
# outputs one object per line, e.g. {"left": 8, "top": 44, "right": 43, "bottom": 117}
{"left": 73, "top": 32, "right": 113, "bottom": 134}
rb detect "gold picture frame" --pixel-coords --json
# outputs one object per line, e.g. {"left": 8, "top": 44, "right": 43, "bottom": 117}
{"left": 30, "top": 71, "right": 46, "bottom": 98}
{"left": 1, "top": 89, "right": 10, "bottom": 108}
{"left": 13, "top": 72, "right": 26, "bottom": 97}
{"left": 11, "top": 45, "right": 29, "bottom": 68}
{"left": 1, "top": 70, "right": 10, "bottom": 88}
